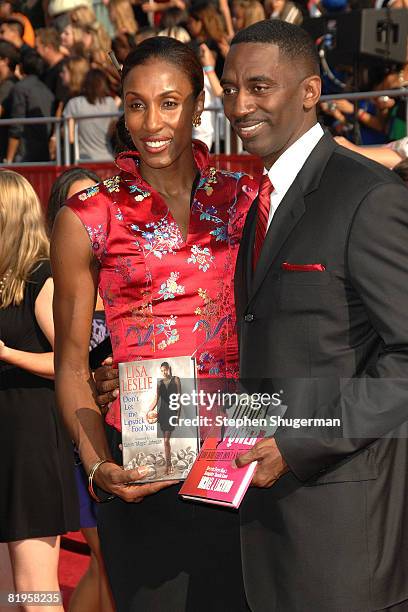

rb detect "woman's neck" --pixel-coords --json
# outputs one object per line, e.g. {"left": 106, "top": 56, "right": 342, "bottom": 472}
{"left": 139, "top": 147, "right": 198, "bottom": 198}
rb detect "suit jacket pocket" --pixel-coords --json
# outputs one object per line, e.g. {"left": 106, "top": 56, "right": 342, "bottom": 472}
{"left": 279, "top": 271, "right": 332, "bottom": 312}
{"left": 305, "top": 447, "right": 378, "bottom": 485}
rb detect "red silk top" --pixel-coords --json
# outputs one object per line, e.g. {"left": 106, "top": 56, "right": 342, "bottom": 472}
{"left": 67, "top": 141, "right": 258, "bottom": 430}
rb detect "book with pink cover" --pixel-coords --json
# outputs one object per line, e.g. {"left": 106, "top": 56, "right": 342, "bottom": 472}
{"left": 179, "top": 433, "right": 263, "bottom": 508}
{"left": 179, "top": 393, "right": 287, "bottom": 507}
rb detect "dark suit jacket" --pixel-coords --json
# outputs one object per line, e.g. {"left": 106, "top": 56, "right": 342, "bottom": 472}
{"left": 235, "top": 132, "right": 408, "bottom": 612}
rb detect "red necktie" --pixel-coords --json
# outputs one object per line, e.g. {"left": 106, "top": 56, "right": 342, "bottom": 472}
{"left": 253, "top": 174, "right": 273, "bottom": 271}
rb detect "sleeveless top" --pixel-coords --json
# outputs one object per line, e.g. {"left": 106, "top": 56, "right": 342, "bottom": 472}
{"left": 66, "top": 140, "right": 258, "bottom": 430}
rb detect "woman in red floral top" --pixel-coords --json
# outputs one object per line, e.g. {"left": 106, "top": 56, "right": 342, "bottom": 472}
{"left": 52, "top": 37, "right": 257, "bottom": 611}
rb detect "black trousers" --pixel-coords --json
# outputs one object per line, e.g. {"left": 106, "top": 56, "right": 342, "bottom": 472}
{"left": 97, "top": 426, "right": 249, "bottom": 612}
{"left": 97, "top": 485, "right": 249, "bottom": 612}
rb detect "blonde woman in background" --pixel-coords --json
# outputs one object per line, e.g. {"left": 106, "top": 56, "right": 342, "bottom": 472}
{"left": 60, "top": 55, "right": 90, "bottom": 106}
{"left": 61, "top": 18, "right": 120, "bottom": 92}
{"left": 60, "top": 22, "right": 93, "bottom": 53}
{"left": 232, "top": 0, "right": 265, "bottom": 31}
{"left": 108, "top": 0, "right": 138, "bottom": 36}
{"left": 0, "top": 171, "right": 78, "bottom": 612}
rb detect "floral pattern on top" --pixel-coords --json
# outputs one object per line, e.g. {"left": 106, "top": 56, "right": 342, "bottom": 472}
{"left": 187, "top": 245, "right": 215, "bottom": 272}
{"left": 157, "top": 272, "right": 185, "bottom": 300}
{"left": 66, "top": 140, "right": 259, "bottom": 431}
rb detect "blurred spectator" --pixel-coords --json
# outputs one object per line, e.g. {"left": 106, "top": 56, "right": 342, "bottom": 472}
{"left": 18, "top": 0, "right": 45, "bottom": 29}
{"left": 0, "top": 0, "right": 35, "bottom": 45}
{"left": 193, "top": 40, "right": 223, "bottom": 150}
{"left": 60, "top": 21, "right": 92, "bottom": 54}
{"left": 0, "top": 169, "right": 79, "bottom": 607}
{"left": 134, "top": 25, "right": 157, "bottom": 43}
{"left": 158, "top": 9, "right": 190, "bottom": 45}
{"left": 375, "top": 61, "right": 408, "bottom": 141}
{"left": 0, "top": 39, "right": 19, "bottom": 161}
{"left": 63, "top": 68, "right": 118, "bottom": 160}
{"left": 111, "top": 31, "right": 137, "bottom": 65}
{"left": 60, "top": 54, "right": 89, "bottom": 102}
{"left": 158, "top": 24, "right": 190, "bottom": 40}
{"left": 140, "top": 0, "right": 187, "bottom": 31}
{"left": 388, "top": 0, "right": 408, "bottom": 6}
{"left": 69, "top": 3, "right": 96, "bottom": 25}
{"left": 335, "top": 135, "right": 408, "bottom": 168}
{"left": 46, "top": 166, "right": 115, "bottom": 612}
{"left": 92, "top": 0, "right": 115, "bottom": 37}
{"left": 0, "top": 17, "right": 32, "bottom": 55}
{"left": 232, "top": 0, "right": 265, "bottom": 30}
{"left": 60, "top": 21, "right": 119, "bottom": 93}
{"left": 45, "top": 0, "right": 92, "bottom": 32}
{"left": 159, "top": 5, "right": 187, "bottom": 26}
{"left": 109, "top": 0, "right": 138, "bottom": 36}
{"left": 265, "top": 0, "right": 303, "bottom": 23}
{"left": 391, "top": 136, "right": 408, "bottom": 160}
{"left": 187, "top": 3, "right": 230, "bottom": 77}
{"left": 35, "top": 27, "right": 69, "bottom": 112}
{"left": 0, "top": 38, "right": 17, "bottom": 108}
{"left": 85, "top": 21, "right": 121, "bottom": 93}
{"left": 5, "top": 49, "right": 54, "bottom": 162}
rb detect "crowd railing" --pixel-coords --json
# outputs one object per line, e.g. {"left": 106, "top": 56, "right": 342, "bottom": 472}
{"left": 0, "top": 88, "right": 407, "bottom": 167}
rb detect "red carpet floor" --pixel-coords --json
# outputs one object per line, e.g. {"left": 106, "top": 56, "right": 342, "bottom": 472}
{"left": 58, "top": 533, "right": 90, "bottom": 609}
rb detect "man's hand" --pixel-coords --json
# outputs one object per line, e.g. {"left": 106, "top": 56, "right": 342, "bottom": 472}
{"left": 234, "top": 438, "right": 289, "bottom": 487}
{"left": 94, "top": 461, "right": 177, "bottom": 502}
{"left": 94, "top": 356, "right": 119, "bottom": 407}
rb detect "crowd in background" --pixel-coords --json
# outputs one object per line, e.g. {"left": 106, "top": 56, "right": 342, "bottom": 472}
{"left": 0, "top": 3, "right": 408, "bottom": 609}
{"left": 0, "top": 0, "right": 407, "bottom": 164}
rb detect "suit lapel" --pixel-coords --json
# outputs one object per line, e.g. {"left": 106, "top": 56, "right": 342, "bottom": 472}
{"left": 250, "top": 181, "right": 305, "bottom": 299}
{"left": 247, "top": 131, "right": 337, "bottom": 304}
{"left": 235, "top": 198, "right": 257, "bottom": 316}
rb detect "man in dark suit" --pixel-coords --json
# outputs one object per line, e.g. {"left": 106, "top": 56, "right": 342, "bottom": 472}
{"left": 221, "top": 19, "right": 408, "bottom": 612}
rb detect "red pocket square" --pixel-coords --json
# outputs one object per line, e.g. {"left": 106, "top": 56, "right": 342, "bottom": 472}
{"left": 281, "top": 262, "right": 326, "bottom": 272}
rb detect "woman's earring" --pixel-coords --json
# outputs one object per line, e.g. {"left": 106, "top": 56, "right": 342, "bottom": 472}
{"left": 192, "top": 114, "right": 202, "bottom": 128}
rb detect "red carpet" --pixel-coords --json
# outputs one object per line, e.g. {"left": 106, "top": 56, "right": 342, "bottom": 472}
{"left": 58, "top": 532, "right": 90, "bottom": 609}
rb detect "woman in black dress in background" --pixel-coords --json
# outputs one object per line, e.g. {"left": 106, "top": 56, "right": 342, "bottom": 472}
{"left": 0, "top": 170, "right": 78, "bottom": 608}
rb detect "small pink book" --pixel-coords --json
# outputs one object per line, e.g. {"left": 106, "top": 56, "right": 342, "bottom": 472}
{"left": 179, "top": 433, "right": 263, "bottom": 508}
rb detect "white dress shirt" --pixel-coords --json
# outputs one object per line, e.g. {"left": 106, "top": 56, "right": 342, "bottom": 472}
{"left": 266, "top": 123, "right": 325, "bottom": 229}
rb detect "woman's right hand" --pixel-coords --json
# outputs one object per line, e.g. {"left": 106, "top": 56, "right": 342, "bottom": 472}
{"left": 94, "top": 461, "right": 177, "bottom": 502}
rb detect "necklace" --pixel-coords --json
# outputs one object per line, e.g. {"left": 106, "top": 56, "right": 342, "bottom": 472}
{"left": 0, "top": 269, "right": 11, "bottom": 299}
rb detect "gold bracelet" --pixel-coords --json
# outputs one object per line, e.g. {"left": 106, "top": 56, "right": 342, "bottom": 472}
{"left": 88, "top": 459, "right": 115, "bottom": 502}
